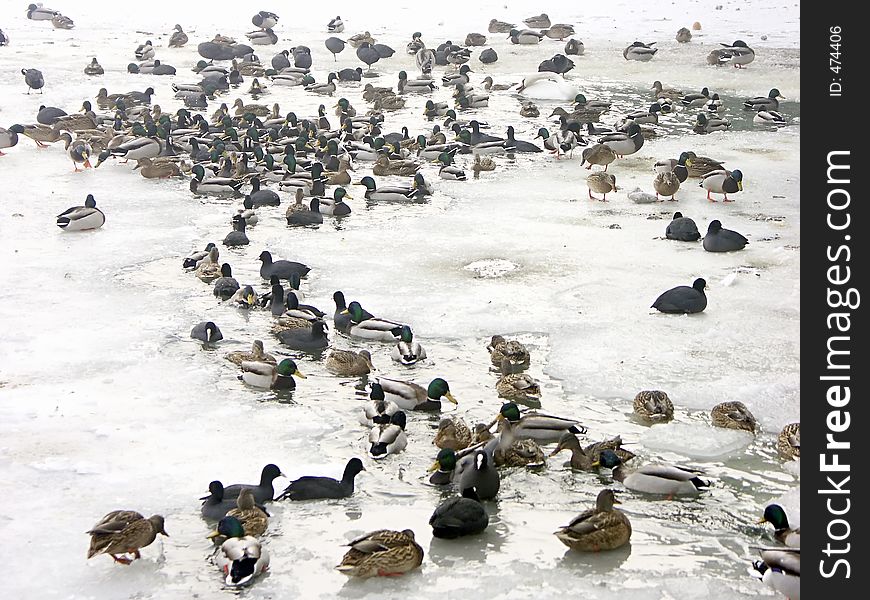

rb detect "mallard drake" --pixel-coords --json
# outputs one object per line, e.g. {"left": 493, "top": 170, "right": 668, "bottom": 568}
{"left": 652, "top": 278, "right": 707, "bottom": 314}
{"left": 240, "top": 358, "right": 305, "bottom": 390}
{"left": 428, "top": 447, "right": 472, "bottom": 485}
{"left": 751, "top": 548, "right": 800, "bottom": 599}
{"left": 252, "top": 10, "right": 278, "bottom": 29}
{"left": 360, "top": 383, "right": 401, "bottom": 427}
{"left": 598, "top": 123, "right": 644, "bottom": 158}
{"left": 699, "top": 170, "right": 743, "bottom": 202}
{"left": 226, "top": 340, "right": 276, "bottom": 367}
{"left": 777, "top": 423, "right": 800, "bottom": 460}
{"left": 495, "top": 402, "right": 585, "bottom": 444}
{"left": 654, "top": 152, "right": 690, "bottom": 182}
{"left": 555, "top": 489, "right": 632, "bottom": 552}
{"left": 549, "top": 432, "right": 635, "bottom": 470}
{"left": 391, "top": 325, "right": 427, "bottom": 365}
{"left": 211, "top": 488, "right": 268, "bottom": 538}
{"left": 430, "top": 487, "right": 489, "bottom": 538}
{"left": 375, "top": 377, "right": 457, "bottom": 411}
{"left": 327, "top": 15, "right": 344, "bottom": 33}
{"left": 704, "top": 93, "right": 724, "bottom": 115}
{"left": 338, "top": 301, "right": 404, "bottom": 341}
{"left": 87, "top": 511, "right": 167, "bottom": 564}
{"left": 508, "top": 28, "right": 545, "bottom": 45}
{"left": 434, "top": 415, "right": 473, "bottom": 451}
{"left": 336, "top": 529, "right": 423, "bottom": 578}
{"left": 587, "top": 172, "right": 617, "bottom": 201}
{"left": 711, "top": 401, "right": 758, "bottom": 432}
{"left": 56, "top": 194, "right": 105, "bottom": 231}
{"left": 306, "top": 72, "right": 339, "bottom": 95}
{"left": 744, "top": 88, "right": 785, "bottom": 111}
{"left": 58, "top": 133, "right": 92, "bottom": 171}
{"left": 694, "top": 113, "right": 731, "bottom": 134}
{"left": 26, "top": 3, "right": 58, "bottom": 20}
{"left": 107, "top": 136, "right": 162, "bottom": 162}
{"left": 681, "top": 87, "right": 710, "bottom": 107}
{"left": 653, "top": 171, "right": 681, "bottom": 201}
{"left": 191, "top": 321, "right": 223, "bottom": 343}
{"left": 633, "top": 390, "right": 674, "bottom": 423}
{"left": 684, "top": 151, "right": 725, "bottom": 177}
{"left": 230, "top": 284, "right": 259, "bottom": 310}
{"left": 624, "top": 41, "right": 657, "bottom": 61}
{"left": 327, "top": 349, "right": 374, "bottom": 376}
{"left": 436, "top": 151, "right": 466, "bottom": 180}
{"left": 754, "top": 110, "right": 786, "bottom": 125}
{"left": 190, "top": 166, "right": 243, "bottom": 197}
{"left": 278, "top": 457, "right": 365, "bottom": 500}
{"left": 246, "top": 28, "right": 278, "bottom": 45}
{"left": 595, "top": 450, "right": 709, "bottom": 497}
{"left": 83, "top": 57, "right": 104, "bottom": 76}
{"left": 369, "top": 411, "right": 408, "bottom": 458}
{"left": 487, "top": 335, "right": 530, "bottom": 371}
{"left": 211, "top": 517, "right": 270, "bottom": 587}
{"left": 580, "top": 144, "right": 617, "bottom": 172}
{"left": 488, "top": 19, "right": 515, "bottom": 33}
{"left": 496, "top": 364, "right": 542, "bottom": 408}
{"left": 3, "top": 123, "right": 53, "bottom": 148}
{"left": 620, "top": 104, "right": 661, "bottom": 127}
{"left": 666, "top": 212, "right": 701, "bottom": 241}
{"left": 760, "top": 504, "right": 800, "bottom": 547}
{"left": 720, "top": 40, "right": 755, "bottom": 68}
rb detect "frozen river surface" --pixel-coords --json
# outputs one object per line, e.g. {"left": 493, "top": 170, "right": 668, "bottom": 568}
{"left": 0, "top": 1, "right": 799, "bottom": 598}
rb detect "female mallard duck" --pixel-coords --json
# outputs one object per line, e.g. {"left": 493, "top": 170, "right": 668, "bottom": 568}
{"left": 651, "top": 81, "right": 683, "bottom": 100}
{"left": 595, "top": 450, "right": 709, "bottom": 497}
{"left": 471, "top": 154, "right": 496, "bottom": 178}
{"left": 486, "top": 342, "right": 529, "bottom": 371}
{"left": 699, "top": 169, "right": 743, "bottom": 202}
{"left": 348, "top": 31, "right": 376, "bottom": 48}
{"left": 751, "top": 548, "right": 799, "bottom": 599}
{"left": 51, "top": 13, "right": 74, "bottom": 29}
{"left": 336, "top": 529, "right": 423, "bottom": 578}
{"left": 684, "top": 151, "right": 725, "bottom": 177}
{"left": 391, "top": 325, "right": 427, "bottom": 365}
{"left": 84, "top": 58, "right": 104, "bottom": 76}
{"left": 760, "top": 504, "right": 800, "bottom": 547}
{"left": 482, "top": 76, "right": 513, "bottom": 92}
{"left": 434, "top": 415, "right": 473, "bottom": 451}
{"left": 488, "top": 19, "right": 515, "bottom": 33}
{"left": 375, "top": 377, "right": 457, "bottom": 411}
{"left": 587, "top": 172, "right": 617, "bottom": 201}
{"left": 653, "top": 171, "right": 681, "bottom": 201}
{"left": 555, "top": 489, "right": 632, "bottom": 552}
{"left": 369, "top": 410, "right": 408, "bottom": 458}
{"left": 694, "top": 113, "right": 731, "bottom": 134}
{"left": 207, "top": 488, "right": 268, "bottom": 539}
{"left": 623, "top": 41, "right": 657, "bottom": 61}
{"left": 326, "top": 349, "right": 374, "bottom": 376}
{"left": 168, "top": 24, "right": 188, "bottom": 47}
{"left": 5, "top": 123, "right": 57, "bottom": 147}
{"left": 711, "top": 401, "right": 758, "bottom": 432}
{"left": 580, "top": 144, "right": 617, "bottom": 172}
{"left": 87, "top": 511, "right": 168, "bottom": 564}
{"left": 777, "top": 423, "right": 800, "bottom": 460}
{"left": 634, "top": 390, "right": 674, "bottom": 424}
{"left": 430, "top": 487, "right": 489, "bottom": 538}
{"left": 211, "top": 517, "right": 270, "bottom": 587}
{"left": 341, "top": 302, "right": 405, "bottom": 340}
{"left": 195, "top": 247, "right": 222, "bottom": 282}
{"left": 744, "top": 88, "right": 785, "bottom": 111}
{"left": 56, "top": 194, "right": 105, "bottom": 231}
{"left": 549, "top": 432, "right": 635, "bottom": 470}
{"left": 136, "top": 157, "right": 181, "bottom": 178}
{"left": 225, "top": 340, "right": 276, "bottom": 367}
{"left": 325, "top": 158, "right": 353, "bottom": 186}
{"left": 239, "top": 358, "right": 306, "bottom": 390}
{"left": 373, "top": 154, "right": 420, "bottom": 177}
{"left": 58, "top": 132, "right": 92, "bottom": 171}
{"left": 676, "top": 27, "right": 692, "bottom": 43}
{"left": 233, "top": 98, "right": 271, "bottom": 117}
{"left": 374, "top": 94, "right": 406, "bottom": 111}
{"left": 496, "top": 361, "right": 542, "bottom": 408}
{"left": 753, "top": 110, "right": 786, "bottom": 125}
{"left": 495, "top": 402, "right": 585, "bottom": 444}
{"left": 489, "top": 421, "right": 546, "bottom": 467}
{"left": 359, "top": 383, "right": 401, "bottom": 427}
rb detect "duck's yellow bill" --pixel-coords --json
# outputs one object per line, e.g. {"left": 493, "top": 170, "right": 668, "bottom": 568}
{"left": 294, "top": 369, "right": 307, "bottom": 379}
{"left": 427, "top": 460, "right": 441, "bottom": 473}
{"left": 445, "top": 392, "right": 457, "bottom": 404}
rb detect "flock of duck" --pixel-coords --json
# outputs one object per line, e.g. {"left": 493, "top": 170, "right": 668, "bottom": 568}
{"left": 3, "top": 4, "right": 799, "bottom": 597}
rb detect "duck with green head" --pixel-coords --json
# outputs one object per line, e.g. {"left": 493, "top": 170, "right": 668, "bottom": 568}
{"left": 338, "top": 300, "right": 405, "bottom": 341}
{"left": 239, "top": 358, "right": 306, "bottom": 390}
{"left": 376, "top": 377, "right": 457, "bottom": 411}
{"left": 594, "top": 449, "right": 709, "bottom": 497}
{"left": 210, "top": 516, "right": 270, "bottom": 587}
{"left": 494, "top": 402, "right": 585, "bottom": 444}
{"left": 391, "top": 325, "right": 427, "bottom": 365}
{"left": 759, "top": 504, "right": 800, "bottom": 547}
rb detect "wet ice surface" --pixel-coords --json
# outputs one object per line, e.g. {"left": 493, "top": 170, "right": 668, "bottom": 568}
{"left": 0, "top": 0, "right": 798, "bottom": 598}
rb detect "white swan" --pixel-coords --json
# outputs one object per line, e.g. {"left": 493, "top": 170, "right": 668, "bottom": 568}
{"left": 515, "top": 73, "right": 579, "bottom": 101}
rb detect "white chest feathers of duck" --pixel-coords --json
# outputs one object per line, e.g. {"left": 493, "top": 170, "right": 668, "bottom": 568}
{"left": 215, "top": 536, "right": 270, "bottom": 587}
{"left": 56, "top": 194, "right": 105, "bottom": 231}
{"left": 516, "top": 73, "right": 579, "bottom": 101}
